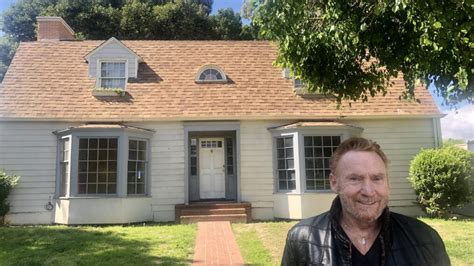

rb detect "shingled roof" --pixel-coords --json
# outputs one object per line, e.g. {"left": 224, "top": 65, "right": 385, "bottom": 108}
{"left": 0, "top": 40, "right": 440, "bottom": 121}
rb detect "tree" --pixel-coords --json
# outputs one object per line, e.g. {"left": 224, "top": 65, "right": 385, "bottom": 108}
{"left": 249, "top": 0, "right": 473, "bottom": 106}
{"left": 212, "top": 8, "right": 245, "bottom": 40}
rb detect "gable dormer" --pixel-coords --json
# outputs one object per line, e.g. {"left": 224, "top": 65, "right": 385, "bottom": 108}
{"left": 85, "top": 37, "right": 143, "bottom": 91}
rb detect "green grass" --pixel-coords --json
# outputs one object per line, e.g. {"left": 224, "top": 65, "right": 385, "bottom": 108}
{"left": 420, "top": 218, "right": 474, "bottom": 266}
{"left": 234, "top": 219, "right": 473, "bottom": 265}
{"left": 233, "top": 221, "right": 296, "bottom": 265}
{"left": 0, "top": 223, "right": 196, "bottom": 266}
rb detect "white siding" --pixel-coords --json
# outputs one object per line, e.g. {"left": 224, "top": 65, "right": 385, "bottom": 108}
{"left": 131, "top": 122, "right": 185, "bottom": 222}
{"left": 88, "top": 42, "right": 138, "bottom": 78}
{"left": 350, "top": 118, "right": 437, "bottom": 216}
{"left": 0, "top": 121, "right": 72, "bottom": 224}
{"left": 240, "top": 121, "right": 279, "bottom": 220}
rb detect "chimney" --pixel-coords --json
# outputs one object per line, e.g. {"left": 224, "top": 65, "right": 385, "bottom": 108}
{"left": 36, "top": 17, "right": 75, "bottom": 41}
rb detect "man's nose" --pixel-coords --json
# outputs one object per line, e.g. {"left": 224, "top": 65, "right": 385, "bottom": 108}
{"left": 360, "top": 178, "right": 375, "bottom": 196}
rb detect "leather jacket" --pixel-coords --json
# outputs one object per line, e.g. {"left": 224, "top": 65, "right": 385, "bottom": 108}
{"left": 282, "top": 197, "right": 450, "bottom": 265}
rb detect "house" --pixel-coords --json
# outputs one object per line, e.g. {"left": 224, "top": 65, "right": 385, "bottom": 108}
{"left": 0, "top": 17, "right": 443, "bottom": 225}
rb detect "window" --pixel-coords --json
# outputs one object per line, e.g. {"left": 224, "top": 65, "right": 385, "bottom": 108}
{"left": 54, "top": 125, "right": 154, "bottom": 198}
{"left": 190, "top": 138, "right": 198, "bottom": 176}
{"left": 304, "top": 136, "right": 340, "bottom": 190}
{"left": 195, "top": 65, "right": 227, "bottom": 83}
{"left": 294, "top": 78, "right": 305, "bottom": 88}
{"left": 277, "top": 136, "right": 296, "bottom": 190}
{"left": 127, "top": 139, "right": 147, "bottom": 195}
{"left": 226, "top": 138, "right": 234, "bottom": 175}
{"left": 99, "top": 61, "right": 126, "bottom": 89}
{"left": 59, "top": 138, "right": 70, "bottom": 197}
{"left": 78, "top": 138, "right": 118, "bottom": 194}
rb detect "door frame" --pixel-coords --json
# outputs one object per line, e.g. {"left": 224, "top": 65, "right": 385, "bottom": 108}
{"left": 184, "top": 122, "right": 240, "bottom": 204}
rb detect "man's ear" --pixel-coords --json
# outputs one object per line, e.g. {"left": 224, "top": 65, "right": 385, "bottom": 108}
{"left": 329, "top": 173, "right": 338, "bottom": 193}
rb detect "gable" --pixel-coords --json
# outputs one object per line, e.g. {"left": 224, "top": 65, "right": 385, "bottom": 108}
{"left": 85, "top": 37, "right": 143, "bottom": 79}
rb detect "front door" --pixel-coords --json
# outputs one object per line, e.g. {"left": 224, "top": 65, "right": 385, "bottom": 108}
{"left": 199, "top": 138, "right": 225, "bottom": 199}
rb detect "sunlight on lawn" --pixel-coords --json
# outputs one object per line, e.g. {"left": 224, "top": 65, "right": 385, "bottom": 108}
{"left": 0, "top": 224, "right": 196, "bottom": 266}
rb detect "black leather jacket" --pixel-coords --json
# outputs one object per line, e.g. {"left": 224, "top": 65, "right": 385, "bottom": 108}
{"left": 282, "top": 198, "right": 450, "bottom": 265}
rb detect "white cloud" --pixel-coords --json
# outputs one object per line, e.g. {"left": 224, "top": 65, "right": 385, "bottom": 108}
{"left": 441, "top": 105, "right": 474, "bottom": 141}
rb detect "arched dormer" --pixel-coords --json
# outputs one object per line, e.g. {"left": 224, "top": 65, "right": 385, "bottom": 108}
{"left": 195, "top": 65, "right": 227, "bottom": 83}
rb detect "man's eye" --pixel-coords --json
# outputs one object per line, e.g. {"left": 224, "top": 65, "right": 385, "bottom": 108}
{"left": 349, "top": 176, "right": 359, "bottom": 181}
{"left": 373, "top": 176, "right": 383, "bottom": 181}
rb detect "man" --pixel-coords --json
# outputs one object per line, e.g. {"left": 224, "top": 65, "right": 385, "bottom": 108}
{"left": 282, "top": 137, "right": 450, "bottom": 265}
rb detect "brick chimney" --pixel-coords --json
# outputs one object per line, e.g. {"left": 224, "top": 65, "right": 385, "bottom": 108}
{"left": 36, "top": 17, "right": 75, "bottom": 41}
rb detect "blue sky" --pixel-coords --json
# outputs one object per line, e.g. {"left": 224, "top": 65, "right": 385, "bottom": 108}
{"left": 1, "top": 0, "right": 472, "bottom": 140}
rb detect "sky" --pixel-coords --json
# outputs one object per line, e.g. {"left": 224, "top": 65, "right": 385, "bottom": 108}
{"left": 0, "top": 0, "right": 472, "bottom": 141}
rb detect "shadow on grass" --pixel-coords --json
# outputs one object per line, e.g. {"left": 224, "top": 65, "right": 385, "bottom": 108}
{"left": 0, "top": 225, "right": 194, "bottom": 266}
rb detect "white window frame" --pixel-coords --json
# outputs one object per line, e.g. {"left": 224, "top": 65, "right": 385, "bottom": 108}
{"left": 127, "top": 138, "right": 150, "bottom": 196}
{"left": 271, "top": 124, "right": 362, "bottom": 194}
{"left": 54, "top": 126, "right": 153, "bottom": 198}
{"left": 96, "top": 59, "right": 129, "bottom": 90}
{"left": 195, "top": 64, "right": 228, "bottom": 83}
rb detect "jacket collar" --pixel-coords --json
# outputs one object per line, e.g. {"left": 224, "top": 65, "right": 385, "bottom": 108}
{"left": 328, "top": 196, "right": 392, "bottom": 263}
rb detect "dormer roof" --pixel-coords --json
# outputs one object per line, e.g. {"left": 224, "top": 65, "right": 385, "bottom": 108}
{"left": 84, "top": 37, "right": 144, "bottom": 63}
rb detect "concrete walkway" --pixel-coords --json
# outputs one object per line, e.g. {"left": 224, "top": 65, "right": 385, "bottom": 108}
{"left": 192, "top": 221, "right": 245, "bottom": 265}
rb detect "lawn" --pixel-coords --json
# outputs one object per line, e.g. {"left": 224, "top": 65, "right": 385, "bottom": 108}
{"left": 0, "top": 223, "right": 196, "bottom": 266}
{"left": 233, "top": 218, "right": 474, "bottom": 265}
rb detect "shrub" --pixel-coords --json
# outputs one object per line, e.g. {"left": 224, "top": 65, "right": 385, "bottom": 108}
{"left": 0, "top": 170, "right": 19, "bottom": 224}
{"left": 409, "top": 146, "right": 473, "bottom": 218}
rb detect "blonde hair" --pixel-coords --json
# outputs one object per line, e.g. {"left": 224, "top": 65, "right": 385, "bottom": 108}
{"left": 330, "top": 137, "right": 388, "bottom": 174}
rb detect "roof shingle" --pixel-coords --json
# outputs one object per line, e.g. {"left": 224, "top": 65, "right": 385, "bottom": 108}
{"left": 0, "top": 40, "right": 440, "bottom": 121}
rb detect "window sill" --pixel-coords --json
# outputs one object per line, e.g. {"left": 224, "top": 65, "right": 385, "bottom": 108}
{"left": 92, "top": 88, "right": 126, "bottom": 97}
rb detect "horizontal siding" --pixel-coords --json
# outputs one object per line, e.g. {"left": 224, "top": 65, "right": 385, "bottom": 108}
{"left": 240, "top": 120, "right": 277, "bottom": 219}
{"left": 131, "top": 122, "right": 185, "bottom": 222}
{"left": 0, "top": 122, "right": 71, "bottom": 222}
{"left": 350, "top": 118, "right": 436, "bottom": 211}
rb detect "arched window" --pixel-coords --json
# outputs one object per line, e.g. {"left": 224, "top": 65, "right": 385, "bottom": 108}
{"left": 195, "top": 65, "right": 227, "bottom": 83}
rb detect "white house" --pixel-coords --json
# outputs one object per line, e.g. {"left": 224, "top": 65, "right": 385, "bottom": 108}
{"left": 0, "top": 17, "right": 443, "bottom": 224}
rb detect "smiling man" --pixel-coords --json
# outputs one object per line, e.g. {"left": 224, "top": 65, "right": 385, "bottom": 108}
{"left": 281, "top": 137, "right": 450, "bottom": 266}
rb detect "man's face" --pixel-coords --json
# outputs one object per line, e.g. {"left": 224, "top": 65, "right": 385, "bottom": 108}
{"left": 330, "top": 151, "right": 389, "bottom": 224}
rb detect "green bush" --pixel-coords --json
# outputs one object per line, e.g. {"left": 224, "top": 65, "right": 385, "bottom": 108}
{"left": 409, "top": 146, "right": 473, "bottom": 218}
{"left": 0, "top": 169, "right": 19, "bottom": 224}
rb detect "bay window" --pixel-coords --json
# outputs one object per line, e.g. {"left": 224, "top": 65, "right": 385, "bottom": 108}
{"left": 270, "top": 122, "right": 362, "bottom": 193}
{"left": 54, "top": 125, "right": 154, "bottom": 198}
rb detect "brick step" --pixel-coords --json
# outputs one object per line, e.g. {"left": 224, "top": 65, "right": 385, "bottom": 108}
{"left": 180, "top": 207, "right": 247, "bottom": 216}
{"left": 180, "top": 214, "right": 248, "bottom": 224}
{"left": 176, "top": 202, "right": 251, "bottom": 210}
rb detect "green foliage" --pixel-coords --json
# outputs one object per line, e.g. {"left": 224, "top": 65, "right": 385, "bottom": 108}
{"left": 409, "top": 146, "right": 473, "bottom": 218}
{"left": 249, "top": 0, "right": 473, "bottom": 106}
{"left": 0, "top": 0, "right": 259, "bottom": 81}
{"left": 0, "top": 170, "right": 19, "bottom": 224}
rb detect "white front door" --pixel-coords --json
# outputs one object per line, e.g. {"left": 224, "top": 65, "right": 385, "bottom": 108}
{"left": 199, "top": 138, "right": 225, "bottom": 199}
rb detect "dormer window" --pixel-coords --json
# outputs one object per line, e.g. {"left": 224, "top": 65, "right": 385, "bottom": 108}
{"left": 99, "top": 61, "right": 127, "bottom": 89}
{"left": 195, "top": 65, "right": 227, "bottom": 83}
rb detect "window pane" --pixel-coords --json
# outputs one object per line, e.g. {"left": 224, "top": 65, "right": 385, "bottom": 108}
{"left": 128, "top": 140, "right": 148, "bottom": 195}
{"left": 109, "top": 139, "right": 118, "bottom": 149}
{"left": 79, "top": 150, "right": 88, "bottom": 160}
{"left": 304, "top": 135, "right": 341, "bottom": 191}
{"left": 98, "top": 173, "right": 107, "bottom": 183}
{"left": 276, "top": 136, "right": 295, "bottom": 191}
{"left": 79, "top": 139, "right": 88, "bottom": 149}
{"left": 129, "top": 150, "right": 137, "bottom": 160}
{"left": 108, "top": 184, "right": 116, "bottom": 194}
{"left": 304, "top": 136, "right": 312, "bottom": 146}
{"left": 77, "top": 138, "right": 118, "bottom": 195}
